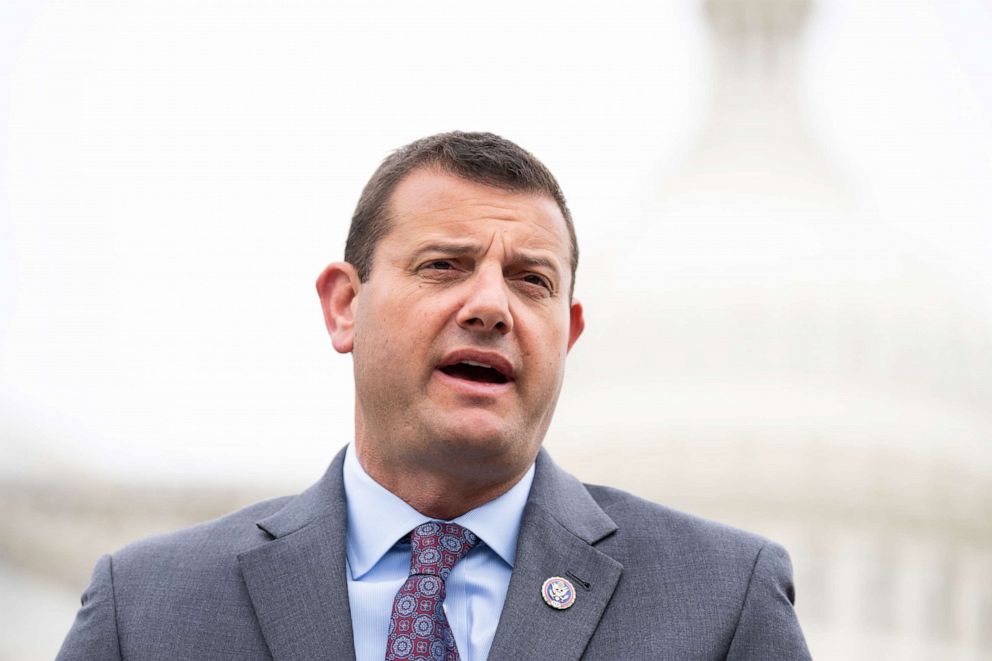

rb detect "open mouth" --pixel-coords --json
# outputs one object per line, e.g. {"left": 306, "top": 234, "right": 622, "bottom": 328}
{"left": 438, "top": 360, "right": 510, "bottom": 384}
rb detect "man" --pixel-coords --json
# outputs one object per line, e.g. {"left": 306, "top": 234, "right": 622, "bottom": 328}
{"left": 58, "top": 132, "right": 811, "bottom": 660}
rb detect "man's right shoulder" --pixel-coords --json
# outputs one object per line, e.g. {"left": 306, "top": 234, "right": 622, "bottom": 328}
{"left": 112, "top": 495, "right": 294, "bottom": 568}
{"left": 102, "top": 495, "right": 301, "bottom": 617}
{"left": 57, "top": 495, "right": 309, "bottom": 661}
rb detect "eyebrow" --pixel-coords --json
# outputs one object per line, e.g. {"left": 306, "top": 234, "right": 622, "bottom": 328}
{"left": 412, "top": 241, "right": 479, "bottom": 259}
{"left": 412, "top": 241, "right": 561, "bottom": 274}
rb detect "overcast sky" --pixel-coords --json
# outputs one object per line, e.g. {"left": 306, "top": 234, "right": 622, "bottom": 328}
{"left": 2, "top": 0, "right": 990, "bottom": 486}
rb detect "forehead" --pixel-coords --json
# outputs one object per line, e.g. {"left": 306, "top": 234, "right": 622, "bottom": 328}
{"left": 383, "top": 168, "right": 570, "bottom": 254}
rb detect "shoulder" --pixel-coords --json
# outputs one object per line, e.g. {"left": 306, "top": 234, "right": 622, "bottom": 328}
{"left": 107, "top": 495, "right": 296, "bottom": 605}
{"left": 105, "top": 450, "right": 349, "bottom": 599}
{"left": 531, "top": 450, "right": 777, "bottom": 575}
{"left": 583, "top": 482, "right": 785, "bottom": 583}
{"left": 576, "top": 483, "right": 810, "bottom": 659}
{"left": 58, "top": 495, "right": 306, "bottom": 660}
{"left": 587, "top": 482, "right": 768, "bottom": 547}
{"left": 113, "top": 495, "right": 292, "bottom": 568}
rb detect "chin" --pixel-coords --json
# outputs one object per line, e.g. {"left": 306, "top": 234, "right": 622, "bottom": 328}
{"left": 428, "top": 420, "right": 522, "bottom": 463}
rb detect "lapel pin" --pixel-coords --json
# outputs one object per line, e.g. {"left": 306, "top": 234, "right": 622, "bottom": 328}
{"left": 541, "top": 576, "right": 577, "bottom": 610}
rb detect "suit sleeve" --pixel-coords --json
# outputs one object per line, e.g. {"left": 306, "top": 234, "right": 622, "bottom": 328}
{"left": 725, "top": 541, "right": 813, "bottom": 660}
{"left": 57, "top": 554, "right": 124, "bottom": 661}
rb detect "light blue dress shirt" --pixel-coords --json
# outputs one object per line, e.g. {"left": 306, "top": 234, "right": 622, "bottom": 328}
{"left": 343, "top": 443, "right": 535, "bottom": 661}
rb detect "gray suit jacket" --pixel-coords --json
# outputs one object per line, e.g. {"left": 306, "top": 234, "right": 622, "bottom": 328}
{"left": 58, "top": 448, "right": 812, "bottom": 660}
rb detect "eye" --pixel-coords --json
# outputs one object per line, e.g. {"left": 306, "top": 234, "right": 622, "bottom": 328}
{"left": 521, "top": 273, "right": 554, "bottom": 293}
{"left": 416, "top": 259, "right": 463, "bottom": 279}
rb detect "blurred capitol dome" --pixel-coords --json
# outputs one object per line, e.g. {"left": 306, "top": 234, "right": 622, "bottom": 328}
{"left": 551, "top": 1, "right": 992, "bottom": 659}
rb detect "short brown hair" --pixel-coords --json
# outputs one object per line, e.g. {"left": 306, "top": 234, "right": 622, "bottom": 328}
{"left": 345, "top": 131, "right": 578, "bottom": 296}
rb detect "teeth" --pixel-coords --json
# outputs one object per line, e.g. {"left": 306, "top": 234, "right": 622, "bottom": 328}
{"left": 462, "top": 360, "right": 494, "bottom": 369}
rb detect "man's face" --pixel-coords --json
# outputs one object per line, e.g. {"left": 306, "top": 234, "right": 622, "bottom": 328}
{"left": 343, "top": 168, "right": 583, "bottom": 479}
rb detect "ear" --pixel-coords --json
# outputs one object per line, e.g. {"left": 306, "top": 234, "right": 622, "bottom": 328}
{"left": 566, "top": 299, "right": 584, "bottom": 352}
{"left": 316, "top": 262, "right": 361, "bottom": 354}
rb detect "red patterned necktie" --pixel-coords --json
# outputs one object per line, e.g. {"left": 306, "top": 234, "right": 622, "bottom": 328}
{"left": 385, "top": 521, "right": 479, "bottom": 661}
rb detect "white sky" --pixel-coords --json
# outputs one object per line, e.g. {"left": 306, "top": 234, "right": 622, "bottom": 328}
{"left": 1, "top": 0, "right": 990, "bottom": 486}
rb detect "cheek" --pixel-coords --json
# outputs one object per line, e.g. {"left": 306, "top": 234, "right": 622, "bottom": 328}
{"left": 523, "top": 331, "right": 569, "bottom": 383}
{"left": 529, "top": 312, "right": 571, "bottom": 351}
{"left": 545, "top": 320, "right": 573, "bottom": 373}
{"left": 388, "top": 304, "right": 445, "bottom": 363}
{"left": 405, "top": 295, "right": 459, "bottom": 339}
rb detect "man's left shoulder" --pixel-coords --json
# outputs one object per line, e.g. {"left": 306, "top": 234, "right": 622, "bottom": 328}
{"left": 575, "top": 483, "right": 811, "bottom": 659}
{"left": 584, "top": 482, "right": 793, "bottom": 584}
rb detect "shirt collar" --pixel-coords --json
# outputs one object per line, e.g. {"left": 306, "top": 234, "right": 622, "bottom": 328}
{"left": 343, "top": 442, "right": 535, "bottom": 580}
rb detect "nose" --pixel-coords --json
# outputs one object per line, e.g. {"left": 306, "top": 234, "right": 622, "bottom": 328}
{"left": 456, "top": 266, "right": 513, "bottom": 335}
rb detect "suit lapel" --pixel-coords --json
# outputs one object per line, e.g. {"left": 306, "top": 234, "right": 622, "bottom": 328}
{"left": 238, "top": 449, "right": 356, "bottom": 661}
{"left": 236, "top": 448, "right": 620, "bottom": 661}
{"left": 488, "top": 451, "right": 623, "bottom": 661}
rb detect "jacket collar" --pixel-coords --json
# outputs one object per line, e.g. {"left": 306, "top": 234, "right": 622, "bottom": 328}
{"left": 238, "top": 448, "right": 356, "bottom": 661}
{"left": 487, "top": 449, "right": 623, "bottom": 660}
{"left": 239, "top": 446, "right": 622, "bottom": 661}
{"left": 528, "top": 448, "right": 618, "bottom": 544}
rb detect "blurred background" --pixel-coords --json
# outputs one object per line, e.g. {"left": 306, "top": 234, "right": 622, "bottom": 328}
{"left": 2, "top": 0, "right": 990, "bottom": 658}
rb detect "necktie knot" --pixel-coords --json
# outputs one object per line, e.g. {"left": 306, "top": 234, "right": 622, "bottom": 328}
{"left": 409, "top": 521, "right": 479, "bottom": 580}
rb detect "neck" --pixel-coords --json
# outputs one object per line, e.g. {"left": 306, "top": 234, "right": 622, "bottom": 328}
{"left": 355, "top": 443, "right": 532, "bottom": 520}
